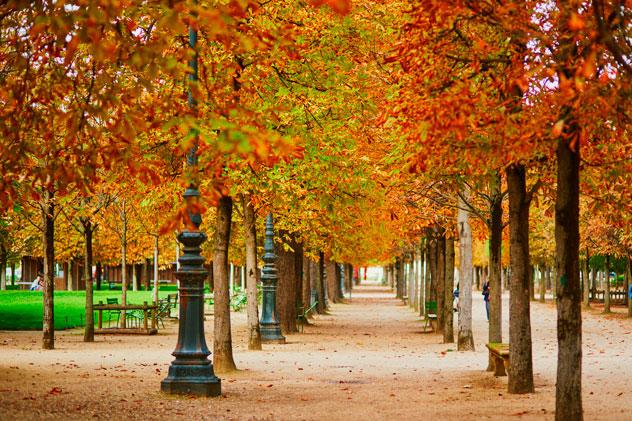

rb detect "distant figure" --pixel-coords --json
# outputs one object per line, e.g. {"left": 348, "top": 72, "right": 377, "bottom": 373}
{"left": 482, "top": 281, "right": 490, "bottom": 321}
{"left": 629, "top": 284, "right": 632, "bottom": 301}
{"left": 30, "top": 272, "right": 44, "bottom": 291}
{"left": 453, "top": 283, "right": 460, "bottom": 312}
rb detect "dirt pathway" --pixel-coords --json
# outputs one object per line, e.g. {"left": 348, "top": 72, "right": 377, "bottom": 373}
{"left": 0, "top": 283, "right": 631, "bottom": 420}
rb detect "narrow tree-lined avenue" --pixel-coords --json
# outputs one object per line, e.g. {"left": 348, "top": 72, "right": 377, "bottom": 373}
{"left": 1, "top": 0, "right": 631, "bottom": 419}
{"left": 1, "top": 280, "right": 631, "bottom": 419}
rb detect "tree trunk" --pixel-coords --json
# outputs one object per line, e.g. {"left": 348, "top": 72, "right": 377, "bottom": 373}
{"left": 528, "top": 266, "right": 534, "bottom": 300}
{"left": 120, "top": 203, "right": 127, "bottom": 328}
{"left": 213, "top": 195, "right": 237, "bottom": 372}
{"left": 67, "top": 260, "right": 73, "bottom": 291}
{"left": 83, "top": 220, "right": 94, "bottom": 342}
{"left": 626, "top": 257, "right": 631, "bottom": 317}
{"left": 428, "top": 237, "right": 437, "bottom": 302}
{"left": 408, "top": 253, "right": 415, "bottom": 307}
{"left": 0, "top": 249, "right": 6, "bottom": 291}
{"left": 302, "top": 258, "right": 312, "bottom": 311}
{"left": 554, "top": 121, "right": 582, "bottom": 420}
{"left": 317, "top": 252, "right": 327, "bottom": 312}
{"left": 436, "top": 233, "right": 445, "bottom": 334}
{"left": 132, "top": 262, "right": 137, "bottom": 292}
{"left": 582, "top": 250, "right": 590, "bottom": 309}
{"left": 325, "top": 257, "right": 338, "bottom": 304}
{"left": 539, "top": 265, "right": 546, "bottom": 303}
{"left": 96, "top": 262, "right": 102, "bottom": 291}
{"left": 242, "top": 195, "right": 261, "bottom": 350}
{"left": 42, "top": 189, "right": 55, "bottom": 350}
{"left": 489, "top": 172, "right": 503, "bottom": 347}
{"left": 604, "top": 255, "right": 611, "bottom": 313}
{"left": 153, "top": 235, "right": 159, "bottom": 304}
{"left": 457, "top": 198, "right": 475, "bottom": 351}
{"left": 443, "top": 236, "right": 455, "bottom": 343}
{"left": 419, "top": 238, "right": 426, "bottom": 317}
{"left": 335, "top": 263, "right": 344, "bottom": 299}
{"left": 276, "top": 232, "right": 300, "bottom": 334}
{"left": 345, "top": 263, "right": 353, "bottom": 294}
{"left": 142, "top": 258, "right": 149, "bottom": 291}
{"left": 506, "top": 164, "right": 534, "bottom": 394}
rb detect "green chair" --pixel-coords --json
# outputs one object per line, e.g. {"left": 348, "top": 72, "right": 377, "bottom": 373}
{"left": 154, "top": 300, "right": 172, "bottom": 329}
{"left": 423, "top": 301, "right": 437, "bottom": 332}
{"left": 105, "top": 298, "right": 120, "bottom": 327}
{"left": 296, "top": 302, "right": 318, "bottom": 333}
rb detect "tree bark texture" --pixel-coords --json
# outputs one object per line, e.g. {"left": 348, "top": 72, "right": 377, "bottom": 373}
{"left": 276, "top": 233, "right": 302, "bottom": 334}
{"left": 527, "top": 265, "right": 533, "bottom": 300}
{"left": 213, "top": 195, "right": 237, "bottom": 373}
{"left": 489, "top": 172, "right": 503, "bottom": 345}
{"left": 443, "top": 236, "right": 455, "bottom": 343}
{"left": 604, "top": 255, "right": 611, "bottom": 313}
{"left": 120, "top": 201, "right": 127, "bottom": 328}
{"left": 302, "top": 258, "right": 311, "bottom": 311}
{"left": 242, "top": 195, "right": 261, "bottom": 350}
{"left": 436, "top": 233, "right": 446, "bottom": 334}
{"left": 554, "top": 124, "right": 583, "bottom": 420}
{"left": 539, "top": 265, "right": 546, "bottom": 303}
{"left": 82, "top": 220, "right": 94, "bottom": 342}
{"left": 506, "top": 164, "right": 534, "bottom": 394}
{"left": 42, "top": 190, "right": 55, "bottom": 350}
{"left": 419, "top": 238, "right": 427, "bottom": 317}
{"left": 408, "top": 253, "right": 415, "bottom": 307}
{"left": 626, "top": 258, "right": 632, "bottom": 317}
{"left": 315, "top": 252, "right": 326, "bottom": 314}
{"left": 582, "top": 251, "right": 590, "bottom": 309}
{"left": 457, "top": 200, "right": 475, "bottom": 351}
{"left": 325, "top": 257, "right": 340, "bottom": 304}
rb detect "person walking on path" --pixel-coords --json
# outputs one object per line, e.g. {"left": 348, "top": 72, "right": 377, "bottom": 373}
{"left": 453, "top": 283, "right": 460, "bottom": 313}
{"left": 482, "top": 281, "right": 490, "bottom": 321}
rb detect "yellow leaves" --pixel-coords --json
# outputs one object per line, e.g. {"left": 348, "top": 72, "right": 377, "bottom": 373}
{"left": 552, "top": 119, "right": 565, "bottom": 138}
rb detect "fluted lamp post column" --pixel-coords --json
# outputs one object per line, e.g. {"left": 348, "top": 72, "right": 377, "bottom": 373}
{"left": 259, "top": 213, "right": 286, "bottom": 344}
{"left": 160, "top": 188, "right": 221, "bottom": 396}
{"left": 161, "top": 13, "right": 221, "bottom": 397}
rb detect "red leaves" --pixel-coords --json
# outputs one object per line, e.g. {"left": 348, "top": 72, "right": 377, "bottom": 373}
{"left": 48, "top": 387, "right": 63, "bottom": 396}
{"left": 310, "top": 0, "right": 352, "bottom": 15}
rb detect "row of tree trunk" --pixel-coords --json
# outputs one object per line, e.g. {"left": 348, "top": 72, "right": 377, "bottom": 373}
{"left": 211, "top": 193, "right": 357, "bottom": 372}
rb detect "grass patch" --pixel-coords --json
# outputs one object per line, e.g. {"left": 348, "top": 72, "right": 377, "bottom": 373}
{"left": 0, "top": 290, "right": 173, "bottom": 331}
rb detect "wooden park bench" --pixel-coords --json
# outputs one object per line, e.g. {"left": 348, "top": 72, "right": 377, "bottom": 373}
{"left": 422, "top": 301, "right": 437, "bottom": 332}
{"left": 486, "top": 343, "right": 510, "bottom": 376}
{"left": 94, "top": 301, "right": 158, "bottom": 335}
{"left": 296, "top": 302, "right": 318, "bottom": 333}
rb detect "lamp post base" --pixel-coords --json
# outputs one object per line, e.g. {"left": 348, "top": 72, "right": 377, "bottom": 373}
{"left": 161, "top": 363, "right": 221, "bottom": 397}
{"left": 261, "top": 337, "right": 286, "bottom": 344}
{"left": 260, "top": 325, "right": 286, "bottom": 344}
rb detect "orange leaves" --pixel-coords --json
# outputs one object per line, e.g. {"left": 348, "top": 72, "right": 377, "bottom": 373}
{"left": 568, "top": 12, "right": 585, "bottom": 32}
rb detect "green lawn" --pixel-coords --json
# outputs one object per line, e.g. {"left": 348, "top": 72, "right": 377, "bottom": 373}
{"left": 0, "top": 290, "right": 173, "bottom": 331}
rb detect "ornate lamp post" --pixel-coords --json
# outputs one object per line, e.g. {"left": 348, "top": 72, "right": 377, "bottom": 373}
{"left": 161, "top": 15, "right": 221, "bottom": 397}
{"left": 259, "top": 213, "right": 286, "bottom": 344}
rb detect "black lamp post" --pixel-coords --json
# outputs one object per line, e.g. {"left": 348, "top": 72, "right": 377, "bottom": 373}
{"left": 259, "top": 213, "right": 285, "bottom": 344}
{"left": 161, "top": 16, "right": 221, "bottom": 397}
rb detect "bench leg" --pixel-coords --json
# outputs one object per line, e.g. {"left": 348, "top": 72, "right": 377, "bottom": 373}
{"left": 493, "top": 356, "right": 507, "bottom": 376}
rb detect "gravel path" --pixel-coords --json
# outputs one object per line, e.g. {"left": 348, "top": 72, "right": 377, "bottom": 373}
{"left": 0, "top": 282, "right": 630, "bottom": 420}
